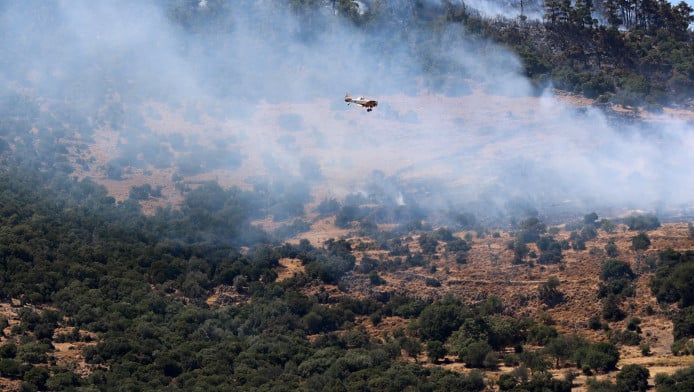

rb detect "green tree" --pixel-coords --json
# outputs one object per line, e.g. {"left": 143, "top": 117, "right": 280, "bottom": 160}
{"left": 650, "top": 250, "right": 694, "bottom": 307}
{"left": 447, "top": 317, "right": 496, "bottom": 367}
{"left": 544, "top": 0, "right": 564, "bottom": 24}
{"left": 497, "top": 373, "right": 518, "bottom": 390}
{"left": 45, "top": 369, "right": 83, "bottom": 390}
{"left": 584, "top": 212, "right": 599, "bottom": 225}
{"left": 335, "top": 205, "right": 361, "bottom": 228}
{"left": 528, "top": 322, "right": 558, "bottom": 345}
{"left": 654, "top": 365, "right": 694, "bottom": 391}
{"left": 0, "top": 358, "right": 21, "bottom": 378}
{"left": 575, "top": 0, "right": 596, "bottom": 27}
{"left": 602, "top": 293, "right": 626, "bottom": 322}
{"left": 539, "top": 276, "right": 564, "bottom": 307}
{"left": 600, "top": 259, "right": 635, "bottom": 281}
{"left": 538, "top": 236, "right": 564, "bottom": 264}
{"left": 575, "top": 342, "right": 620, "bottom": 372}
{"left": 631, "top": 232, "right": 651, "bottom": 251}
{"left": 517, "top": 217, "right": 546, "bottom": 244}
{"left": 544, "top": 335, "right": 583, "bottom": 368}
{"left": 459, "top": 340, "right": 494, "bottom": 368}
{"left": 519, "top": 349, "right": 551, "bottom": 375}
{"left": 586, "top": 377, "right": 615, "bottom": 391}
{"left": 0, "top": 344, "right": 17, "bottom": 359}
{"left": 601, "top": 219, "right": 616, "bottom": 233}
{"left": 399, "top": 337, "right": 422, "bottom": 362}
{"left": 486, "top": 317, "right": 524, "bottom": 350}
{"left": 426, "top": 340, "right": 446, "bottom": 364}
{"left": 599, "top": 258, "right": 636, "bottom": 300}
{"left": 418, "top": 233, "right": 439, "bottom": 254}
{"left": 17, "top": 342, "right": 49, "bottom": 364}
{"left": 616, "top": 364, "right": 649, "bottom": 392}
{"left": 481, "top": 296, "right": 504, "bottom": 316}
{"left": 416, "top": 298, "right": 469, "bottom": 341}
{"left": 673, "top": 306, "right": 694, "bottom": 341}
{"left": 0, "top": 317, "right": 8, "bottom": 336}
{"left": 624, "top": 214, "right": 660, "bottom": 231}
{"left": 23, "top": 366, "right": 50, "bottom": 390}
{"left": 605, "top": 239, "right": 619, "bottom": 257}
{"left": 511, "top": 240, "right": 529, "bottom": 264}
{"left": 446, "top": 238, "right": 471, "bottom": 252}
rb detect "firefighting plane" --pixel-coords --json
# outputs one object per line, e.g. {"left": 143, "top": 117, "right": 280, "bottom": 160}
{"left": 345, "top": 93, "right": 378, "bottom": 112}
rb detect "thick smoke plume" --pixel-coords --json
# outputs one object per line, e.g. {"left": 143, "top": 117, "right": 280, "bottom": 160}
{"left": 1, "top": 0, "right": 693, "bottom": 226}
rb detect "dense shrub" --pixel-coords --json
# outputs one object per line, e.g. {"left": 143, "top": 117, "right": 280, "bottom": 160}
{"left": 631, "top": 232, "right": 651, "bottom": 251}
{"left": 573, "top": 342, "right": 620, "bottom": 372}
{"left": 416, "top": 298, "right": 471, "bottom": 342}
{"left": 623, "top": 214, "right": 660, "bottom": 231}
{"left": 655, "top": 365, "right": 694, "bottom": 391}
{"left": 616, "top": 364, "right": 649, "bottom": 392}
{"left": 672, "top": 306, "right": 694, "bottom": 342}
{"left": 538, "top": 277, "right": 564, "bottom": 307}
{"left": 0, "top": 4, "right": 691, "bottom": 389}
{"left": 650, "top": 250, "right": 694, "bottom": 308}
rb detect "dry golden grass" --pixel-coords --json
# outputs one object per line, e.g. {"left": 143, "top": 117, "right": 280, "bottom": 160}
{"left": 51, "top": 328, "right": 99, "bottom": 378}
{"left": 276, "top": 257, "right": 305, "bottom": 282}
{"left": 284, "top": 220, "right": 694, "bottom": 390}
{"left": 16, "top": 91, "right": 694, "bottom": 390}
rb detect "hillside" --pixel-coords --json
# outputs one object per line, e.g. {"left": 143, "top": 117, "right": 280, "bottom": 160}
{"left": 1, "top": 164, "right": 694, "bottom": 390}
{"left": 484, "top": 19, "right": 694, "bottom": 109}
{"left": 2, "top": 1, "right": 694, "bottom": 391}
{"left": 379, "top": 0, "right": 694, "bottom": 108}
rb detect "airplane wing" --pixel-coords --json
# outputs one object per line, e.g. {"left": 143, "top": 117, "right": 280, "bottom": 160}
{"left": 345, "top": 93, "right": 377, "bottom": 111}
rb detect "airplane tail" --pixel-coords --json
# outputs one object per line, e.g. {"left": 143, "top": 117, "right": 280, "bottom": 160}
{"left": 345, "top": 92, "right": 352, "bottom": 102}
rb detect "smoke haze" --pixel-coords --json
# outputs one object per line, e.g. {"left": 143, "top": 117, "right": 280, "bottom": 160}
{"left": 2, "top": 0, "right": 693, "bottom": 226}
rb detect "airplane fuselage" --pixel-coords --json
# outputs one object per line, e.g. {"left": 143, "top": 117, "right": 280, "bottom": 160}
{"left": 345, "top": 93, "right": 378, "bottom": 112}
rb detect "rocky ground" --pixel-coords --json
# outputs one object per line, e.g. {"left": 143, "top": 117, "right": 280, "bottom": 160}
{"left": 9, "top": 89, "right": 693, "bottom": 390}
{"left": 281, "top": 219, "right": 694, "bottom": 391}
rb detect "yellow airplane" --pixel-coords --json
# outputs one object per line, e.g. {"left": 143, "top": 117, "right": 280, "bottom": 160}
{"left": 345, "top": 93, "right": 378, "bottom": 112}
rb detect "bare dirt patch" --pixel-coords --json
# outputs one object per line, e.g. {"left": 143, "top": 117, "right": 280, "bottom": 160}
{"left": 56, "top": 89, "right": 694, "bottom": 388}
{"left": 70, "top": 89, "right": 694, "bottom": 217}
{"left": 276, "top": 257, "right": 305, "bottom": 282}
{"left": 52, "top": 328, "right": 98, "bottom": 378}
{"left": 293, "top": 216, "right": 351, "bottom": 246}
{"left": 316, "top": 220, "right": 694, "bottom": 389}
{"left": 0, "top": 304, "right": 99, "bottom": 390}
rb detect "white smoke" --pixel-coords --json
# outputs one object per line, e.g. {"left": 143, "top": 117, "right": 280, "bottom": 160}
{"left": 1, "top": 0, "right": 693, "bottom": 222}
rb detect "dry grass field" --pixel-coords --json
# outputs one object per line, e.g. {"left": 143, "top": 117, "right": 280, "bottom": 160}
{"left": 7, "top": 90, "right": 692, "bottom": 391}
{"left": 280, "top": 220, "right": 694, "bottom": 391}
